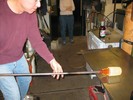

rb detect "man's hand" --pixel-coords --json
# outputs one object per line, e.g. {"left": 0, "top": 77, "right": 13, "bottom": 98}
{"left": 49, "top": 58, "right": 64, "bottom": 80}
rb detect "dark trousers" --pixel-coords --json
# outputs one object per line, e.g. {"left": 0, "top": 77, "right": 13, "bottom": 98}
{"left": 59, "top": 15, "right": 74, "bottom": 41}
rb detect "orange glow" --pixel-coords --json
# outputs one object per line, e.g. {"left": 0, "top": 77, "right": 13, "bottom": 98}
{"left": 100, "top": 68, "right": 109, "bottom": 76}
{"left": 100, "top": 67, "right": 122, "bottom": 76}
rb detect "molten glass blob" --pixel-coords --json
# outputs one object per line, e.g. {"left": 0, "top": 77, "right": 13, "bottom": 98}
{"left": 100, "top": 67, "right": 122, "bottom": 76}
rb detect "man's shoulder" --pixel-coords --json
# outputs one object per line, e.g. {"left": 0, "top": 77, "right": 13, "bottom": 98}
{"left": 0, "top": 0, "right": 8, "bottom": 13}
{"left": 0, "top": 0, "right": 6, "bottom": 5}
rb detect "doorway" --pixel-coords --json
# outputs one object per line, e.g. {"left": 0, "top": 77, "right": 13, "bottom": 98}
{"left": 50, "top": 0, "right": 82, "bottom": 40}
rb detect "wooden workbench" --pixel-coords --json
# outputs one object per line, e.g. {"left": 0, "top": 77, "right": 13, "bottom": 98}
{"left": 83, "top": 48, "right": 133, "bottom": 100}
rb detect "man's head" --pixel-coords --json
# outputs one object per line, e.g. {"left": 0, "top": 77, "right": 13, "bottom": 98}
{"left": 8, "top": 0, "right": 41, "bottom": 14}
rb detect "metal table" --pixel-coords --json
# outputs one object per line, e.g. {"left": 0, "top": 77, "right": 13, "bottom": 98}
{"left": 83, "top": 48, "right": 133, "bottom": 100}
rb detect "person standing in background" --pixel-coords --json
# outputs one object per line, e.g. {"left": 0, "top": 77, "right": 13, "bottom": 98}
{"left": 59, "top": 0, "right": 75, "bottom": 45}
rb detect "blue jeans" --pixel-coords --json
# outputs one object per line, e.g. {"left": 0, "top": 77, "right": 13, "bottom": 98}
{"left": 59, "top": 15, "right": 74, "bottom": 41}
{"left": 0, "top": 55, "right": 32, "bottom": 100}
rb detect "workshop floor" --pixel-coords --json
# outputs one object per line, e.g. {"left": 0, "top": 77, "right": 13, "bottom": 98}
{"left": 0, "top": 36, "right": 99, "bottom": 100}
{"left": 28, "top": 36, "right": 98, "bottom": 100}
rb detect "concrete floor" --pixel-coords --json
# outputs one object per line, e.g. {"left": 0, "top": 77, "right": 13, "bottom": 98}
{"left": 0, "top": 36, "right": 99, "bottom": 100}
{"left": 28, "top": 36, "right": 95, "bottom": 100}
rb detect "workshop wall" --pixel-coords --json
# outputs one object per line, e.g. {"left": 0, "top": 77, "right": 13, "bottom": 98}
{"left": 104, "top": 0, "right": 122, "bottom": 20}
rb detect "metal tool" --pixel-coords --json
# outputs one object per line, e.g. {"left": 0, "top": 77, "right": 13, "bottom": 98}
{"left": 0, "top": 67, "right": 122, "bottom": 76}
{"left": 0, "top": 71, "right": 99, "bottom": 76}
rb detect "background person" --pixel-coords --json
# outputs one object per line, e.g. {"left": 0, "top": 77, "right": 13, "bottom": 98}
{"left": 59, "top": 0, "right": 75, "bottom": 45}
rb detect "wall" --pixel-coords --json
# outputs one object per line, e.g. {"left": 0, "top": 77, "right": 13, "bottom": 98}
{"left": 104, "top": 0, "right": 123, "bottom": 20}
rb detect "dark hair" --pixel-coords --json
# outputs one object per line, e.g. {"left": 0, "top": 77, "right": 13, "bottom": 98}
{"left": 92, "top": 0, "right": 102, "bottom": 12}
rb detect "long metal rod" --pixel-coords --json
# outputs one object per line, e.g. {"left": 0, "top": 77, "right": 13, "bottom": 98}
{"left": 0, "top": 71, "right": 100, "bottom": 76}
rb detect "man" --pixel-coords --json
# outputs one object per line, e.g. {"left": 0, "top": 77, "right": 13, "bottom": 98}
{"left": 0, "top": 0, "right": 64, "bottom": 100}
{"left": 59, "top": 0, "right": 75, "bottom": 44}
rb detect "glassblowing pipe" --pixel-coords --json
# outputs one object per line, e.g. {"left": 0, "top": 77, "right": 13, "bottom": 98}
{"left": 0, "top": 67, "right": 122, "bottom": 77}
